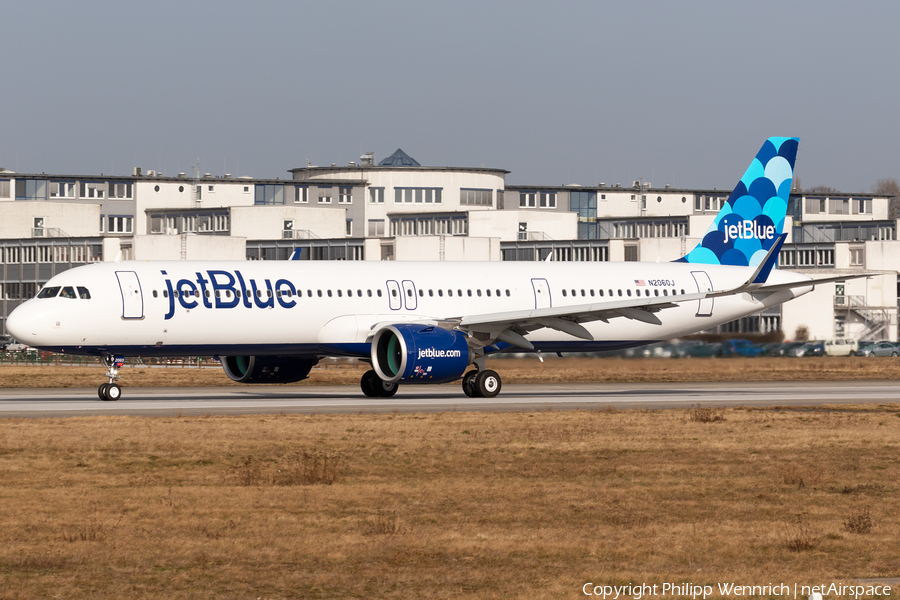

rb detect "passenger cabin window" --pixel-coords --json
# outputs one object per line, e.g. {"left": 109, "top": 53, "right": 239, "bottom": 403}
{"left": 38, "top": 286, "right": 61, "bottom": 298}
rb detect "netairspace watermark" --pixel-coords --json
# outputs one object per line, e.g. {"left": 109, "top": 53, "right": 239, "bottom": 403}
{"left": 582, "top": 582, "right": 893, "bottom": 599}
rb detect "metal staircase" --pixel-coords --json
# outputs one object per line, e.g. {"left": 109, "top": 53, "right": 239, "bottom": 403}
{"left": 834, "top": 294, "right": 891, "bottom": 339}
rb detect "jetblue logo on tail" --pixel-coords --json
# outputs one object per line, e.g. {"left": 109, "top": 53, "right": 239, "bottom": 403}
{"left": 723, "top": 221, "right": 776, "bottom": 243}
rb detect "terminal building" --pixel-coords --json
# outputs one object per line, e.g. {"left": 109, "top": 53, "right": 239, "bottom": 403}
{"left": 1, "top": 148, "right": 897, "bottom": 343}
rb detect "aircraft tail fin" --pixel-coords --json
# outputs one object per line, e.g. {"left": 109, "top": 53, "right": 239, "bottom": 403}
{"left": 674, "top": 137, "right": 799, "bottom": 268}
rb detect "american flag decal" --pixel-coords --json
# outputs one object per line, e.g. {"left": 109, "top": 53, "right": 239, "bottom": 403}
{"left": 634, "top": 279, "right": 646, "bottom": 286}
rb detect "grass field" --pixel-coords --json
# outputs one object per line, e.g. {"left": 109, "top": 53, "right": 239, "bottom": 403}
{"left": 0, "top": 407, "right": 898, "bottom": 599}
{"left": 2, "top": 355, "right": 900, "bottom": 388}
{"left": 1, "top": 358, "right": 899, "bottom": 598}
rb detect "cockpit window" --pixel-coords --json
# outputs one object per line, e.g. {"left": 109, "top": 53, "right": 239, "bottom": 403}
{"left": 60, "top": 286, "right": 77, "bottom": 299}
{"left": 37, "top": 286, "right": 61, "bottom": 299}
{"left": 77, "top": 286, "right": 91, "bottom": 299}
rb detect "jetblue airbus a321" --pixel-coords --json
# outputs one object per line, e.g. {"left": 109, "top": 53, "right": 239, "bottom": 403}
{"left": 6, "top": 137, "right": 870, "bottom": 400}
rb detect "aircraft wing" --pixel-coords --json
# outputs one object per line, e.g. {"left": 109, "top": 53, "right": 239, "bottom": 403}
{"left": 453, "top": 292, "right": 706, "bottom": 350}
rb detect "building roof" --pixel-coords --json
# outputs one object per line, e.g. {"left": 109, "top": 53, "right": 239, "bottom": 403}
{"left": 378, "top": 149, "right": 420, "bottom": 167}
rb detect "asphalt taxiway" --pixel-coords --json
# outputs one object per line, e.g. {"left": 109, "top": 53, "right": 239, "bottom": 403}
{"left": 0, "top": 380, "right": 896, "bottom": 418}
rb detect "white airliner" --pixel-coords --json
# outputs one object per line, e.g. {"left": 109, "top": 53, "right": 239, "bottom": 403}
{"left": 5, "top": 137, "right": 872, "bottom": 401}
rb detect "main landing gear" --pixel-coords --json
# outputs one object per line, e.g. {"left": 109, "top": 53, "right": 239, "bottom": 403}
{"left": 98, "top": 354, "right": 124, "bottom": 401}
{"left": 360, "top": 370, "right": 399, "bottom": 398}
{"left": 462, "top": 368, "right": 501, "bottom": 398}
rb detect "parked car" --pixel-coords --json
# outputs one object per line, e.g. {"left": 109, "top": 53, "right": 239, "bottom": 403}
{"left": 824, "top": 338, "right": 859, "bottom": 357}
{"left": 788, "top": 341, "right": 825, "bottom": 357}
{"left": 767, "top": 342, "right": 805, "bottom": 356}
{"left": 870, "top": 341, "right": 900, "bottom": 357}
{"left": 5, "top": 339, "right": 30, "bottom": 352}
{"left": 0, "top": 335, "right": 11, "bottom": 352}
{"left": 856, "top": 341, "right": 876, "bottom": 357}
{"left": 671, "top": 340, "right": 719, "bottom": 358}
{"left": 718, "top": 339, "right": 763, "bottom": 358}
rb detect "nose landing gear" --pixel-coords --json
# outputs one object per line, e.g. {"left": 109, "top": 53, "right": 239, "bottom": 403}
{"left": 98, "top": 355, "right": 124, "bottom": 401}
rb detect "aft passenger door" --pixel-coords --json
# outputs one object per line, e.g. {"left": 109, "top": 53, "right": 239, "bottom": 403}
{"left": 386, "top": 280, "right": 402, "bottom": 311}
{"left": 115, "top": 271, "right": 144, "bottom": 320}
{"left": 531, "top": 278, "right": 552, "bottom": 309}
{"left": 691, "top": 271, "right": 714, "bottom": 317}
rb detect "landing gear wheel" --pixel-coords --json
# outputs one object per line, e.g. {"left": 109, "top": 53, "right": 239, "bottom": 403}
{"left": 377, "top": 379, "right": 398, "bottom": 398}
{"left": 105, "top": 383, "right": 122, "bottom": 401}
{"left": 98, "top": 383, "right": 110, "bottom": 401}
{"left": 360, "top": 370, "right": 398, "bottom": 398}
{"left": 475, "top": 370, "right": 501, "bottom": 398}
{"left": 462, "top": 370, "right": 479, "bottom": 398}
{"left": 360, "top": 370, "right": 379, "bottom": 397}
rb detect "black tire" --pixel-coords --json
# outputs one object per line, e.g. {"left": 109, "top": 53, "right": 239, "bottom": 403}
{"left": 360, "top": 370, "right": 380, "bottom": 398}
{"left": 462, "top": 370, "right": 479, "bottom": 398}
{"left": 98, "top": 383, "right": 109, "bottom": 401}
{"left": 106, "top": 383, "right": 122, "bottom": 401}
{"left": 475, "top": 370, "right": 501, "bottom": 398}
{"left": 378, "top": 379, "right": 398, "bottom": 398}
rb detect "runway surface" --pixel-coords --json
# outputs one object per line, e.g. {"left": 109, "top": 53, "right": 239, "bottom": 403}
{"left": 0, "top": 381, "right": 897, "bottom": 418}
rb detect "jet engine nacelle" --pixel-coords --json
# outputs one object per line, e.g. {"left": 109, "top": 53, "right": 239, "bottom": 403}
{"left": 371, "top": 324, "right": 471, "bottom": 384}
{"left": 222, "top": 356, "right": 318, "bottom": 384}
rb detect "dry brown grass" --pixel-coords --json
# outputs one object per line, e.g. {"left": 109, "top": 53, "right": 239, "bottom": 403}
{"left": 0, "top": 407, "right": 898, "bottom": 598}
{"left": 2, "top": 356, "right": 900, "bottom": 388}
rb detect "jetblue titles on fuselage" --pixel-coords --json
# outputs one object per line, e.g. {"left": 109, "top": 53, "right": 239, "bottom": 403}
{"left": 162, "top": 269, "right": 297, "bottom": 319}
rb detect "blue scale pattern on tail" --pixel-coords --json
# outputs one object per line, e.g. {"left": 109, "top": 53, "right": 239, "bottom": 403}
{"left": 675, "top": 137, "right": 798, "bottom": 267}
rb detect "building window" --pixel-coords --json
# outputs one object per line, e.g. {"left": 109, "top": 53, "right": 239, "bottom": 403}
{"left": 854, "top": 199, "right": 872, "bottom": 214}
{"left": 497, "top": 190, "right": 504, "bottom": 209}
{"left": 255, "top": 184, "right": 284, "bottom": 205}
{"left": 283, "top": 220, "right": 294, "bottom": 239}
{"left": 624, "top": 245, "right": 638, "bottom": 261}
{"left": 50, "top": 182, "right": 76, "bottom": 198}
{"left": 539, "top": 192, "right": 557, "bottom": 208}
{"left": 460, "top": 188, "right": 492, "bottom": 206}
{"left": 294, "top": 186, "right": 308, "bottom": 203}
{"left": 243, "top": 186, "right": 250, "bottom": 194}
{"left": 828, "top": 198, "right": 849, "bottom": 214}
{"left": 339, "top": 188, "right": 352, "bottom": 204}
{"left": 394, "top": 188, "right": 442, "bottom": 203}
{"left": 570, "top": 191, "right": 597, "bottom": 219}
{"left": 318, "top": 186, "right": 332, "bottom": 204}
{"left": 805, "top": 197, "right": 826, "bottom": 214}
{"left": 16, "top": 179, "right": 48, "bottom": 201}
{"left": 80, "top": 181, "right": 106, "bottom": 199}
{"left": 110, "top": 183, "right": 132, "bottom": 199}
{"left": 214, "top": 214, "right": 229, "bottom": 231}
{"left": 207, "top": 185, "right": 215, "bottom": 193}
{"left": 0, "top": 180, "right": 9, "bottom": 198}
{"left": 369, "top": 187, "right": 384, "bottom": 203}
{"left": 346, "top": 219, "right": 353, "bottom": 236}
{"left": 519, "top": 192, "right": 536, "bottom": 208}
{"left": 850, "top": 247, "right": 865, "bottom": 266}
{"left": 107, "top": 216, "right": 133, "bottom": 233}
{"left": 368, "top": 219, "right": 385, "bottom": 237}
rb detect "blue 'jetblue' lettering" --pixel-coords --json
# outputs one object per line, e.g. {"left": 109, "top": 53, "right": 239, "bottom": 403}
{"left": 161, "top": 270, "right": 300, "bottom": 318}
{"left": 196, "top": 272, "right": 212, "bottom": 309}
{"left": 164, "top": 276, "right": 175, "bottom": 320}
{"left": 275, "top": 279, "right": 297, "bottom": 309}
{"left": 177, "top": 280, "right": 199, "bottom": 310}
{"left": 235, "top": 270, "right": 253, "bottom": 309}
{"left": 251, "top": 279, "right": 274, "bottom": 309}
{"left": 208, "top": 270, "right": 239, "bottom": 309}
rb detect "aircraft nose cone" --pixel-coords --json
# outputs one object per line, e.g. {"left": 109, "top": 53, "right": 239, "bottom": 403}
{"left": 6, "top": 302, "right": 37, "bottom": 342}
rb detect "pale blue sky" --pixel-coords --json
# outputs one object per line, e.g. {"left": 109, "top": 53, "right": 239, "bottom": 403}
{"left": 2, "top": 1, "right": 897, "bottom": 192}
